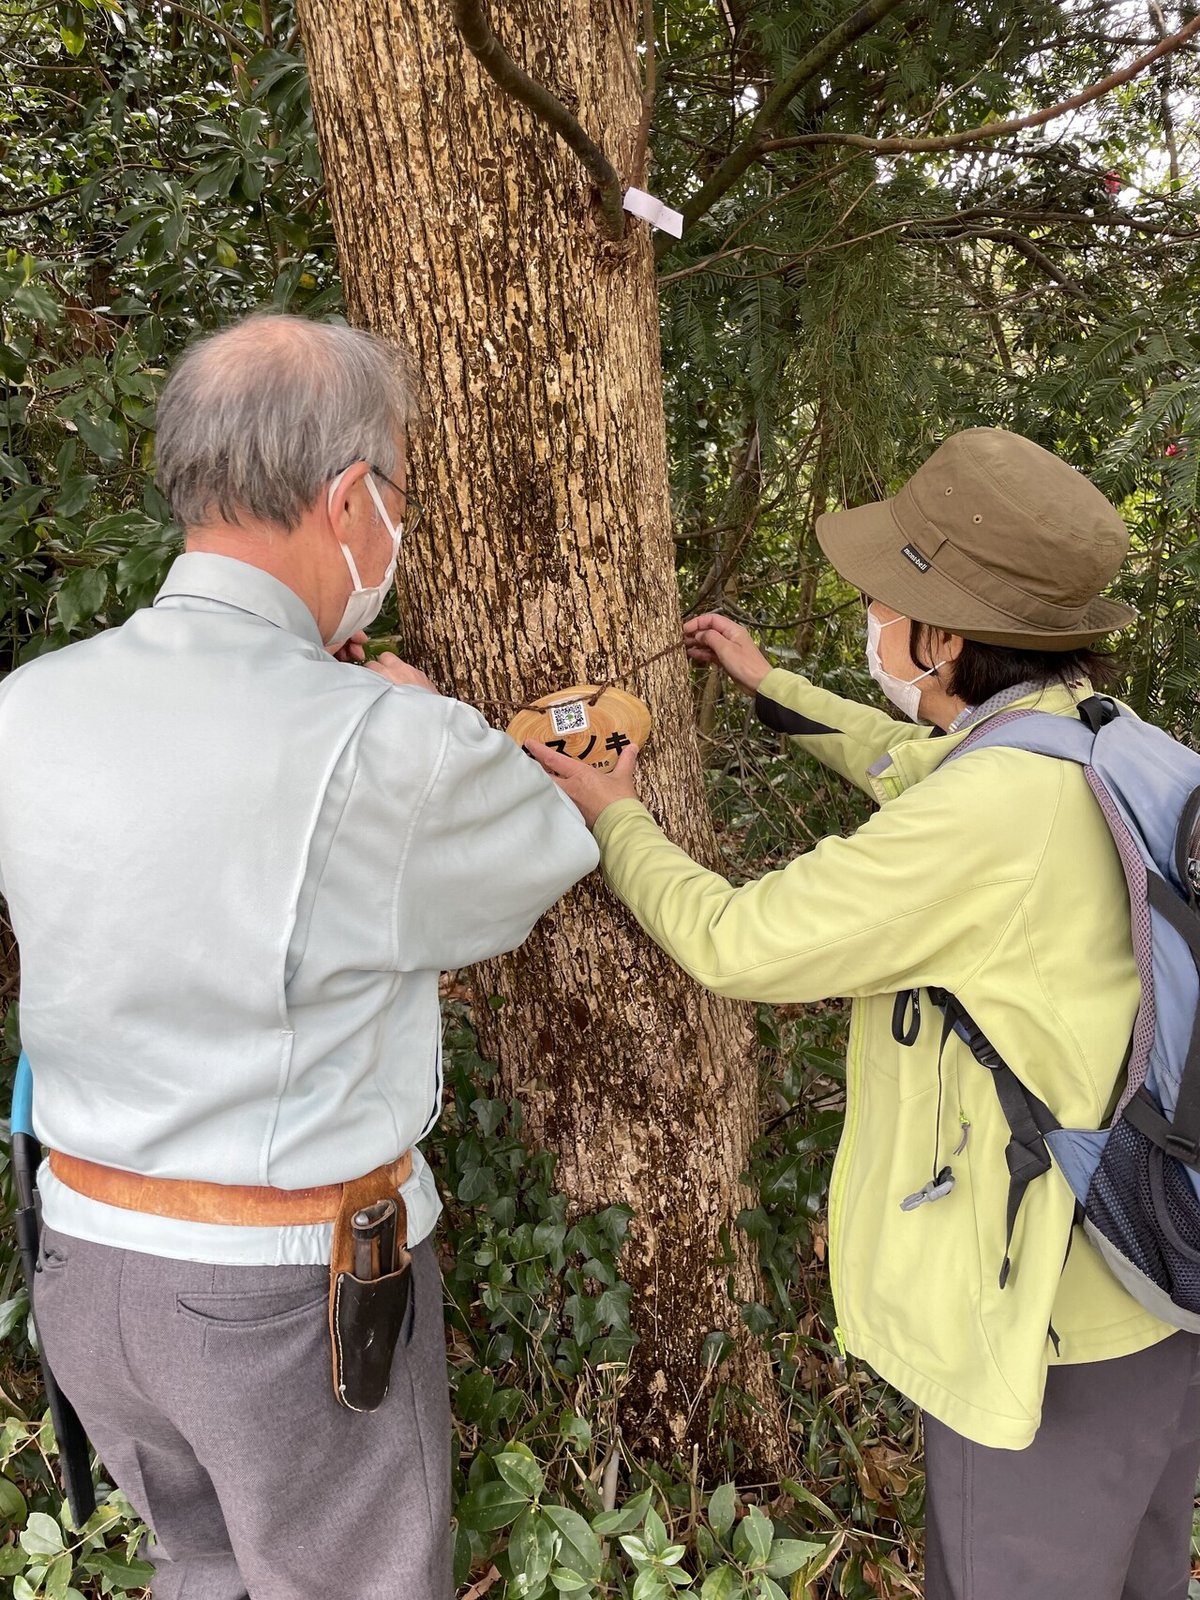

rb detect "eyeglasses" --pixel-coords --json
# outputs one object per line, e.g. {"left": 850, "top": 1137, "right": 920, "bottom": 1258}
{"left": 368, "top": 462, "right": 424, "bottom": 536}
{"left": 333, "top": 459, "right": 424, "bottom": 535}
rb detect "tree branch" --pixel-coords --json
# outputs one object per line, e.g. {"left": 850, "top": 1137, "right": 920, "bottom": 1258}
{"left": 760, "top": 12, "right": 1200, "bottom": 159}
{"left": 630, "top": 0, "right": 657, "bottom": 187}
{"left": 955, "top": 228, "right": 1088, "bottom": 297}
{"left": 666, "top": 0, "right": 908, "bottom": 246}
{"left": 0, "top": 163, "right": 179, "bottom": 220}
{"left": 451, "top": 0, "right": 626, "bottom": 239}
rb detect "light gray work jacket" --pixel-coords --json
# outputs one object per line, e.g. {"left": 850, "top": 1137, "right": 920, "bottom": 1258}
{"left": 0, "top": 553, "right": 598, "bottom": 1263}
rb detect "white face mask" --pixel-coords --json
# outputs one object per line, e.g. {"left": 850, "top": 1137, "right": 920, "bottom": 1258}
{"left": 866, "top": 606, "right": 946, "bottom": 722}
{"left": 325, "top": 469, "right": 404, "bottom": 650}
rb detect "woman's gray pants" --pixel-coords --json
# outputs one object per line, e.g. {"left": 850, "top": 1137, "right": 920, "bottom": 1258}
{"left": 924, "top": 1331, "right": 1200, "bottom": 1599}
{"left": 34, "top": 1227, "right": 452, "bottom": 1600}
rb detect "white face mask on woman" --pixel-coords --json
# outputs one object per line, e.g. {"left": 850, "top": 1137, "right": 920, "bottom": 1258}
{"left": 866, "top": 605, "right": 946, "bottom": 722}
{"left": 324, "top": 469, "right": 404, "bottom": 649}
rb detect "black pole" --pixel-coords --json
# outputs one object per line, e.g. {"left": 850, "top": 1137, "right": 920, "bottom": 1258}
{"left": 11, "top": 1131, "right": 96, "bottom": 1527}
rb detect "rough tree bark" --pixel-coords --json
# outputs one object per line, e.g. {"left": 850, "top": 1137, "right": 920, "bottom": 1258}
{"left": 297, "top": 0, "right": 787, "bottom": 1467}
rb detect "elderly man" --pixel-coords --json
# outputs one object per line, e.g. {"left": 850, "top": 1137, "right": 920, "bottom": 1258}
{"left": 0, "top": 313, "right": 598, "bottom": 1599}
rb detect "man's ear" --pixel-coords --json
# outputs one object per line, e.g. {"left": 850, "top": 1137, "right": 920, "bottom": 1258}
{"left": 326, "top": 461, "right": 371, "bottom": 539}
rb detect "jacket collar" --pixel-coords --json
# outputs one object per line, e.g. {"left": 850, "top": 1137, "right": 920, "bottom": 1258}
{"left": 866, "top": 677, "right": 1097, "bottom": 804}
{"left": 154, "top": 552, "right": 326, "bottom": 651}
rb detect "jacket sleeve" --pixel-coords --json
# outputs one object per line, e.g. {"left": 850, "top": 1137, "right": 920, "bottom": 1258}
{"left": 754, "top": 666, "right": 936, "bottom": 795}
{"left": 591, "top": 748, "right": 1060, "bottom": 1004}
{"left": 392, "top": 696, "right": 599, "bottom": 971}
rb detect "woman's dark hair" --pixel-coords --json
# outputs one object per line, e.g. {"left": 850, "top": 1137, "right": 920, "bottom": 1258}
{"left": 909, "top": 620, "right": 1122, "bottom": 706}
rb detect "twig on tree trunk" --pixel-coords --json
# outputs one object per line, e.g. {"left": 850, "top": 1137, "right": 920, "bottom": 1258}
{"left": 760, "top": 11, "right": 1200, "bottom": 159}
{"left": 630, "top": 0, "right": 657, "bottom": 187}
{"left": 451, "top": 0, "right": 626, "bottom": 239}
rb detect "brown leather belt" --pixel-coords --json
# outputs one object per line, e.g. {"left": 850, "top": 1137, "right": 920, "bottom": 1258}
{"left": 48, "top": 1149, "right": 414, "bottom": 1227}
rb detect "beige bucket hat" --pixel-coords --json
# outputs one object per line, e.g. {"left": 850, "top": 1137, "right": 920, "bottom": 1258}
{"left": 815, "top": 428, "right": 1136, "bottom": 648}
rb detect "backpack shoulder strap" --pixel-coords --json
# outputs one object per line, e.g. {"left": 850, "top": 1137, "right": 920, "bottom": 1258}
{"left": 946, "top": 699, "right": 1107, "bottom": 769}
{"left": 927, "top": 989, "right": 1059, "bottom": 1288}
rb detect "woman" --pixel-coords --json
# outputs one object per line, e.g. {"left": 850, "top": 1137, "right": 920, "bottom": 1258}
{"left": 532, "top": 428, "right": 1200, "bottom": 1600}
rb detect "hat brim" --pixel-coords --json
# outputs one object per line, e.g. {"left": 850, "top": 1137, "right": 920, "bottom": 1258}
{"left": 815, "top": 498, "right": 1136, "bottom": 650}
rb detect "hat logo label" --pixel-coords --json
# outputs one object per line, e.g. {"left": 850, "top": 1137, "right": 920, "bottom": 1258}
{"left": 901, "top": 543, "right": 931, "bottom": 573}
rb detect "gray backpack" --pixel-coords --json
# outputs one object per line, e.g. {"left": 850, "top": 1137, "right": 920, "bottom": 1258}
{"left": 899, "top": 695, "right": 1200, "bottom": 1330}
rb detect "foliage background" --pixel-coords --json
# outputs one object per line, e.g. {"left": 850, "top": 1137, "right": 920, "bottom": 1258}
{"left": 1, "top": 0, "right": 1199, "bottom": 1594}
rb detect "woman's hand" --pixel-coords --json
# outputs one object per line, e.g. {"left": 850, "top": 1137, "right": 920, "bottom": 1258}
{"left": 527, "top": 740, "right": 639, "bottom": 829}
{"left": 683, "top": 613, "right": 772, "bottom": 695}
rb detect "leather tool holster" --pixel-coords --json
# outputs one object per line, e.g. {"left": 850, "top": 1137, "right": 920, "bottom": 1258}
{"left": 49, "top": 1148, "right": 414, "bottom": 1412}
{"left": 327, "top": 1162, "right": 413, "bottom": 1413}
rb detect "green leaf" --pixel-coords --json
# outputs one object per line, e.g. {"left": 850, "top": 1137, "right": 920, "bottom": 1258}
{"left": 56, "top": 566, "right": 108, "bottom": 631}
{"left": 700, "top": 1567, "right": 742, "bottom": 1600}
{"left": 557, "top": 1410, "right": 591, "bottom": 1452}
{"left": 21, "top": 1509, "right": 65, "bottom": 1555}
{"left": 88, "top": 1552, "right": 156, "bottom": 1589}
{"left": 45, "top": 1552, "right": 72, "bottom": 1600}
{"left": 494, "top": 1450, "right": 545, "bottom": 1501}
{"left": 549, "top": 1571, "right": 590, "bottom": 1594}
{"left": 58, "top": 2, "right": 87, "bottom": 54}
{"left": 764, "top": 1539, "right": 825, "bottom": 1579}
{"left": 54, "top": 474, "right": 99, "bottom": 520}
{"left": 701, "top": 1329, "right": 735, "bottom": 1369}
{"left": 707, "top": 1482, "right": 738, "bottom": 1541}
{"left": 592, "top": 1488, "right": 652, "bottom": 1536}
{"left": 113, "top": 538, "right": 174, "bottom": 602}
{"left": 542, "top": 1504, "right": 602, "bottom": 1581}
{"left": 455, "top": 1477, "right": 529, "bottom": 1532}
{"left": 632, "top": 1569, "right": 670, "bottom": 1600}
{"left": 732, "top": 1507, "right": 772, "bottom": 1569}
{"left": 751, "top": 1578, "right": 787, "bottom": 1600}
{"left": 10, "top": 282, "right": 61, "bottom": 326}
{"left": 509, "top": 1507, "right": 555, "bottom": 1598}
{"left": 0, "top": 1547, "right": 28, "bottom": 1576}
{"left": 72, "top": 411, "right": 123, "bottom": 464}
{"left": 739, "top": 1301, "right": 774, "bottom": 1336}
{"left": 642, "top": 1507, "right": 669, "bottom": 1557}
{"left": 0, "top": 1294, "right": 28, "bottom": 1341}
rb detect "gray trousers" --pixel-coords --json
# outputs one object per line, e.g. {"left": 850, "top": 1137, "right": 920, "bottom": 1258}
{"left": 34, "top": 1228, "right": 452, "bottom": 1600}
{"left": 924, "top": 1331, "right": 1200, "bottom": 1599}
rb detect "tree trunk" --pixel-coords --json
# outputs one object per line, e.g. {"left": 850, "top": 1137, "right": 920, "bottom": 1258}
{"left": 297, "top": 0, "right": 786, "bottom": 1469}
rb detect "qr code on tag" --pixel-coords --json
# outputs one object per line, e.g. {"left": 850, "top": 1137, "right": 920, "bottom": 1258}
{"left": 549, "top": 699, "right": 589, "bottom": 737}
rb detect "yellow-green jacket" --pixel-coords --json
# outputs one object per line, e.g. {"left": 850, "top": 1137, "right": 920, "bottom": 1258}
{"left": 594, "top": 669, "right": 1173, "bottom": 1448}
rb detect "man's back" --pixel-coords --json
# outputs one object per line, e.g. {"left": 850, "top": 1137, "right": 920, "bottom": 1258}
{"left": 0, "top": 553, "right": 597, "bottom": 1217}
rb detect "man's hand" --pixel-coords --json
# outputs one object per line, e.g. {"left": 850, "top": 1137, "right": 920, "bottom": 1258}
{"left": 365, "top": 652, "right": 439, "bottom": 693}
{"left": 329, "top": 630, "right": 369, "bottom": 664}
{"left": 683, "top": 613, "right": 773, "bottom": 695}
{"left": 527, "top": 740, "right": 639, "bottom": 829}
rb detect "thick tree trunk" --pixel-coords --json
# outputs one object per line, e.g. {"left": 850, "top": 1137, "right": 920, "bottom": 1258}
{"left": 298, "top": 0, "right": 786, "bottom": 1468}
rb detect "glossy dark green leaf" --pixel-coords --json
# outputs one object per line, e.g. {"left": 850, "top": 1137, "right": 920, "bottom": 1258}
{"left": 56, "top": 566, "right": 108, "bottom": 631}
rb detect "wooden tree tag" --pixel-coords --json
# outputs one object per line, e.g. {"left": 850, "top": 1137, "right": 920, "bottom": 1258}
{"left": 506, "top": 684, "right": 652, "bottom": 772}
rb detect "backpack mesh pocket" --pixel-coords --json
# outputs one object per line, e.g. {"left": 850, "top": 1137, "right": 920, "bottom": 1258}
{"left": 1087, "top": 1118, "right": 1200, "bottom": 1311}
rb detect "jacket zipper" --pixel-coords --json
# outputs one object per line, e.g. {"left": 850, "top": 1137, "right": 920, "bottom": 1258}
{"left": 828, "top": 1004, "right": 866, "bottom": 1349}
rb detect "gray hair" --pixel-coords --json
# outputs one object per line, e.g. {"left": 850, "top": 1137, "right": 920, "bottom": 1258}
{"left": 155, "top": 313, "right": 417, "bottom": 532}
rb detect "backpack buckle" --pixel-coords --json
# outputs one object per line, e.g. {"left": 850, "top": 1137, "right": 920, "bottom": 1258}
{"left": 1165, "top": 1130, "right": 1200, "bottom": 1165}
